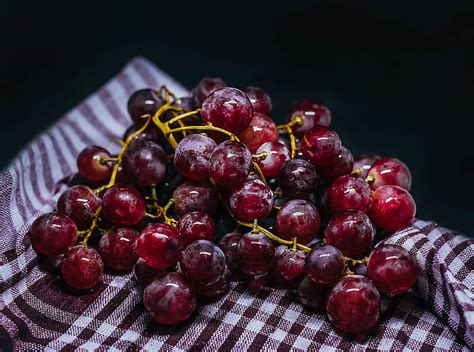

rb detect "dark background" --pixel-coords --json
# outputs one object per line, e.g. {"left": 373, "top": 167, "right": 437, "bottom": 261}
{"left": 1, "top": 1, "right": 474, "bottom": 234}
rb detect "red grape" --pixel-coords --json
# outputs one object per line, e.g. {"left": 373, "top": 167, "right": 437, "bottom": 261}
{"left": 236, "top": 231, "right": 275, "bottom": 276}
{"left": 29, "top": 212, "right": 78, "bottom": 256}
{"left": 210, "top": 140, "right": 252, "bottom": 187}
{"left": 61, "top": 245, "right": 104, "bottom": 290}
{"left": 368, "top": 185, "right": 416, "bottom": 232}
{"left": 367, "top": 157, "right": 412, "bottom": 191}
{"left": 143, "top": 272, "right": 196, "bottom": 324}
{"left": 276, "top": 199, "right": 321, "bottom": 244}
{"left": 123, "top": 138, "right": 167, "bottom": 186}
{"left": 324, "top": 210, "right": 375, "bottom": 258}
{"left": 278, "top": 159, "right": 319, "bottom": 199}
{"left": 217, "top": 232, "right": 241, "bottom": 271}
{"left": 317, "top": 146, "right": 354, "bottom": 183}
{"left": 238, "top": 112, "right": 279, "bottom": 153}
{"left": 367, "top": 244, "right": 417, "bottom": 294}
{"left": 57, "top": 185, "right": 101, "bottom": 230}
{"left": 180, "top": 240, "right": 230, "bottom": 297}
{"left": 138, "top": 223, "right": 183, "bottom": 269}
{"left": 172, "top": 180, "right": 218, "bottom": 216}
{"left": 353, "top": 155, "right": 381, "bottom": 179}
{"left": 288, "top": 100, "right": 332, "bottom": 138}
{"left": 77, "top": 146, "right": 113, "bottom": 182}
{"left": 306, "top": 245, "right": 345, "bottom": 285}
{"left": 297, "top": 276, "right": 328, "bottom": 313}
{"left": 174, "top": 134, "right": 216, "bottom": 181}
{"left": 300, "top": 126, "right": 342, "bottom": 167}
{"left": 201, "top": 87, "right": 253, "bottom": 135}
{"left": 243, "top": 86, "right": 272, "bottom": 115}
{"left": 134, "top": 258, "right": 166, "bottom": 287}
{"left": 177, "top": 211, "right": 216, "bottom": 246}
{"left": 191, "top": 77, "right": 227, "bottom": 106}
{"left": 229, "top": 178, "right": 274, "bottom": 221}
{"left": 127, "top": 88, "right": 163, "bottom": 122}
{"left": 255, "top": 142, "right": 291, "bottom": 177}
{"left": 276, "top": 248, "right": 306, "bottom": 281}
{"left": 102, "top": 184, "right": 146, "bottom": 226}
{"left": 327, "top": 175, "right": 372, "bottom": 214}
{"left": 98, "top": 227, "right": 139, "bottom": 271}
{"left": 326, "top": 275, "right": 381, "bottom": 333}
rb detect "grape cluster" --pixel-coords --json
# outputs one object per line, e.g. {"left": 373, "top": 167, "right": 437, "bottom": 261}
{"left": 28, "top": 79, "right": 418, "bottom": 334}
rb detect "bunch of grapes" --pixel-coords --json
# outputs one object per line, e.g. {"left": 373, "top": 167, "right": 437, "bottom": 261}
{"left": 28, "top": 78, "right": 418, "bottom": 334}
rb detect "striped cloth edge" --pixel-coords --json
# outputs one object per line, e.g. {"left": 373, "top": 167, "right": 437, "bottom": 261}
{"left": 0, "top": 57, "right": 473, "bottom": 351}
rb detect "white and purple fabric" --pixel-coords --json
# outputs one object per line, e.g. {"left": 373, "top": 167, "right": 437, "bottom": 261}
{"left": 0, "top": 57, "right": 473, "bottom": 351}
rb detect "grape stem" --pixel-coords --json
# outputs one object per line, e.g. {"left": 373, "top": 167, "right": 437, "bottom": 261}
{"left": 365, "top": 175, "right": 375, "bottom": 184}
{"left": 351, "top": 168, "right": 362, "bottom": 177}
{"left": 166, "top": 109, "right": 201, "bottom": 126}
{"left": 252, "top": 151, "right": 268, "bottom": 161}
{"left": 277, "top": 116, "right": 303, "bottom": 158}
{"left": 78, "top": 206, "right": 102, "bottom": 245}
{"left": 162, "top": 198, "right": 177, "bottom": 226}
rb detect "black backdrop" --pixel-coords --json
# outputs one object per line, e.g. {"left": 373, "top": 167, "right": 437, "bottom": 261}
{"left": 2, "top": 1, "right": 474, "bottom": 234}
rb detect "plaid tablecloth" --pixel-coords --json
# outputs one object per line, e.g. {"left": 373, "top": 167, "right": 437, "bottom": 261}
{"left": 0, "top": 57, "right": 473, "bottom": 351}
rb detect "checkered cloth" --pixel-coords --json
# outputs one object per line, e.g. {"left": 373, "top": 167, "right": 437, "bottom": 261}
{"left": 0, "top": 58, "right": 473, "bottom": 351}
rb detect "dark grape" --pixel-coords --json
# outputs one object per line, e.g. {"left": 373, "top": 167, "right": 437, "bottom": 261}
{"left": 297, "top": 276, "right": 328, "bottom": 313}
{"left": 276, "top": 248, "right": 306, "bottom": 281}
{"left": 324, "top": 210, "right": 375, "bottom": 258}
{"left": 276, "top": 200, "right": 320, "bottom": 244}
{"left": 143, "top": 272, "right": 196, "bottom": 324}
{"left": 243, "top": 86, "right": 272, "bottom": 115}
{"left": 317, "top": 146, "right": 354, "bottom": 183}
{"left": 210, "top": 140, "right": 252, "bottom": 187}
{"left": 180, "top": 240, "right": 230, "bottom": 297}
{"left": 236, "top": 231, "right": 275, "bottom": 276}
{"left": 300, "top": 126, "right": 342, "bottom": 167}
{"left": 201, "top": 87, "right": 253, "bottom": 135}
{"left": 367, "top": 244, "right": 417, "bottom": 294}
{"left": 217, "top": 232, "right": 241, "bottom": 271}
{"left": 238, "top": 112, "right": 279, "bottom": 153}
{"left": 174, "top": 134, "right": 216, "bottom": 181}
{"left": 102, "top": 184, "right": 146, "bottom": 226}
{"left": 367, "top": 157, "right": 412, "bottom": 191}
{"left": 255, "top": 142, "right": 291, "bottom": 177}
{"left": 191, "top": 77, "right": 227, "bottom": 106}
{"left": 177, "top": 211, "right": 216, "bottom": 246}
{"left": 123, "top": 138, "right": 167, "bottom": 186}
{"left": 98, "top": 227, "right": 139, "bottom": 271}
{"left": 368, "top": 185, "right": 416, "bottom": 232}
{"left": 61, "top": 245, "right": 103, "bottom": 290}
{"left": 138, "top": 223, "right": 183, "bottom": 269}
{"left": 134, "top": 258, "right": 166, "bottom": 287}
{"left": 57, "top": 185, "right": 100, "bottom": 230}
{"left": 288, "top": 100, "right": 332, "bottom": 138}
{"left": 127, "top": 88, "right": 163, "bottom": 122}
{"left": 327, "top": 175, "right": 372, "bottom": 214}
{"left": 77, "top": 146, "right": 113, "bottom": 182}
{"left": 306, "top": 245, "right": 345, "bottom": 285}
{"left": 278, "top": 159, "right": 319, "bottom": 199}
{"left": 326, "top": 275, "right": 381, "bottom": 333}
{"left": 172, "top": 180, "right": 218, "bottom": 216}
{"left": 229, "top": 178, "right": 273, "bottom": 221}
{"left": 29, "top": 212, "right": 78, "bottom": 256}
